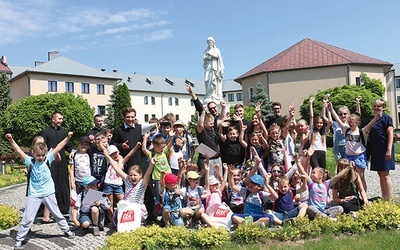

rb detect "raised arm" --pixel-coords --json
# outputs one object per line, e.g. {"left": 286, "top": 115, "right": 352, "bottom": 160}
{"left": 239, "top": 120, "right": 248, "bottom": 148}
{"left": 228, "top": 166, "right": 240, "bottom": 193}
{"left": 282, "top": 103, "right": 295, "bottom": 139}
{"left": 52, "top": 132, "right": 74, "bottom": 157}
{"left": 356, "top": 96, "right": 362, "bottom": 115}
{"left": 123, "top": 142, "right": 142, "bottom": 164}
{"left": 327, "top": 102, "right": 346, "bottom": 129}
{"left": 362, "top": 112, "right": 382, "bottom": 135}
{"left": 264, "top": 173, "right": 279, "bottom": 200}
{"left": 141, "top": 132, "right": 151, "bottom": 158}
{"left": 217, "top": 100, "right": 227, "bottom": 128}
{"left": 330, "top": 162, "right": 353, "bottom": 187}
{"left": 294, "top": 154, "right": 311, "bottom": 182}
{"left": 220, "top": 163, "right": 228, "bottom": 192}
{"left": 186, "top": 83, "right": 203, "bottom": 114}
{"left": 217, "top": 122, "right": 227, "bottom": 143}
{"left": 142, "top": 156, "right": 156, "bottom": 187}
{"left": 309, "top": 97, "right": 314, "bottom": 131}
{"left": 196, "top": 106, "right": 206, "bottom": 134}
{"left": 103, "top": 146, "right": 127, "bottom": 180}
{"left": 5, "top": 134, "right": 28, "bottom": 161}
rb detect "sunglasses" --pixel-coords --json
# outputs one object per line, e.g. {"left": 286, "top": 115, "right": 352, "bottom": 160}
{"left": 209, "top": 106, "right": 217, "bottom": 110}
{"left": 338, "top": 113, "right": 348, "bottom": 116}
{"left": 272, "top": 170, "right": 282, "bottom": 173}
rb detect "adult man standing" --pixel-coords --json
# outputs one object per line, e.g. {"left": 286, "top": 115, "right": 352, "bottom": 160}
{"left": 111, "top": 108, "right": 145, "bottom": 172}
{"left": 87, "top": 114, "right": 106, "bottom": 142}
{"left": 265, "top": 102, "right": 283, "bottom": 129}
{"left": 40, "top": 111, "right": 75, "bottom": 214}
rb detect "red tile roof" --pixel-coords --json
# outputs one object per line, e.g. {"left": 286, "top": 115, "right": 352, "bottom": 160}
{"left": 235, "top": 38, "right": 392, "bottom": 82}
{"left": 0, "top": 62, "right": 12, "bottom": 74}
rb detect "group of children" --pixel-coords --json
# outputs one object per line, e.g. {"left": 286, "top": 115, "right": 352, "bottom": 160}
{"left": 6, "top": 95, "right": 383, "bottom": 248}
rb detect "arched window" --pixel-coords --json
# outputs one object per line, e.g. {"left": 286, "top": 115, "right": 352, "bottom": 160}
{"left": 144, "top": 96, "right": 148, "bottom": 105}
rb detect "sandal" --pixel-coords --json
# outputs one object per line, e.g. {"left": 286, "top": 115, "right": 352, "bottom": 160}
{"left": 41, "top": 218, "right": 55, "bottom": 224}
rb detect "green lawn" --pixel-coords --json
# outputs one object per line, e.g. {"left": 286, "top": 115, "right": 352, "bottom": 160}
{"left": 212, "top": 229, "right": 400, "bottom": 250}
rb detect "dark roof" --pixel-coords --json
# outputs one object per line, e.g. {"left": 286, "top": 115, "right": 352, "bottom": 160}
{"left": 235, "top": 38, "right": 393, "bottom": 82}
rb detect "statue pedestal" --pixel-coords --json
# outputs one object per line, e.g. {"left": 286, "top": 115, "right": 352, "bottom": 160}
{"left": 203, "top": 97, "right": 223, "bottom": 108}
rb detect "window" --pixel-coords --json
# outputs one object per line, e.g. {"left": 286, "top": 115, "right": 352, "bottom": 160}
{"left": 175, "top": 114, "right": 180, "bottom": 121}
{"left": 228, "top": 93, "right": 234, "bottom": 102}
{"left": 81, "top": 83, "right": 90, "bottom": 93}
{"left": 48, "top": 80, "right": 57, "bottom": 92}
{"left": 190, "top": 99, "right": 194, "bottom": 106}
{"left": 175, "top": 98, "right": 179, "bottom": 106}
{"left": 168, "top": 97, "right": 172, "bottom": 106}
{"left": 356, "top": 77, "right": 361, "bottom": 86}
{"left": 397, "top": 96, "right": 400, "bottom": 104}
{"left": 151, "top": 96, "right": 155, "bottom": 105}
{"left": 152, "top": 114, "right": 156, "bottom": 118}
{"left": 97, "top": 106, "right": 105, "bottom": 115}
{"left": 249, "top": 87, "right": 254, "bottom": 100}
{"left": 65, "top": 82, "right": 74, "bottom": 93}
{"left": 97, "top": 84, "right": 105, "bottom": 95}
{"left": 144, "top": 114, "right": 149, "bottom": 122}
{"left": 237, "top": 93, "right": 243, "bottom": 101}
{"left": 144, "top": 96, "right": 148, "bottom": 105}
{"left": 396, "top": 79, "right": 400, "bottom": 88}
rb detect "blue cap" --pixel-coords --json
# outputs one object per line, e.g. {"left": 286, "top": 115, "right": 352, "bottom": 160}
{"left": 248, "top": 174, "right": 264, "bottom": 187}
{"left": 82, "top": 176, "right": 100, "bottom": 188}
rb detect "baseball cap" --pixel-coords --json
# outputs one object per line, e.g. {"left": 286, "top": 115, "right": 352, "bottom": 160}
{"left": 209, "top": 175, "right": 219, "bottom": 185}
{"left": 186, "top": 171, "right": 200, "bottom": 179}
{"left": 164, "top": 173, "right": 178, "bottom": 184}
{"left": 173, "top": 120, "right": 186, "bottom": 128}
{"left": 82, "top": 176, "right": 100, "bottom": 188}
{"left": 248, "top": 174, "right": 264, "bottom": 187}
{"left": 108, "top": 145, "right": 119, "bottom": 155}
{"left": 79, "top": 136, "right": 90, "bottom": 144}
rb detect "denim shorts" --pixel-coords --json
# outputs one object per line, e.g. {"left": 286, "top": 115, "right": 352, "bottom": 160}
{"left": 333, "top": 145, "right": 346, "bottom": 161}
{"left": 79, "top": 212, "right": 93, "bottom": 224}
{"left": 344, "top": 152, "right": 367, "bottom": 169}
{"left": 103, "top": 183, "right": 124, "bottom": 195}
{"left": 273, "top": 206, "right": 301, "bottom": 221}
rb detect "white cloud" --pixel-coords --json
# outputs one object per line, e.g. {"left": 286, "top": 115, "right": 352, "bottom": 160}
{"left": 0, "top": 0, "right": 172, "bottom": 47}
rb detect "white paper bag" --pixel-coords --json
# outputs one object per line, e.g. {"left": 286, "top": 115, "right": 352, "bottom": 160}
{"left": 69, "top": 189, "right": 78, "bottom": 222}
{"left": 210, "top": 205, "right": 233, "bottom": 230}
{"left": 117, "top": 200, "right": 141, "bottom": 232}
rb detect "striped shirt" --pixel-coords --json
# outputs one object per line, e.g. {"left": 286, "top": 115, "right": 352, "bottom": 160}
{"left": 124, "top": 176, "right": 145, "bottom": 204}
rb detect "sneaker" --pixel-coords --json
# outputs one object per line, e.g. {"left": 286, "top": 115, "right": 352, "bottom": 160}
{"left": 329, "top": 217, "right": 337, "bottom": 222}
{"left": 282, "top": 218, "right": 296, "bottom": 226}
{"left": 349, "top": 211, "right": 357, "bottom": 219}
{"left": 14, "top": 241, "right": 23, "bottom": 250}
{"left": 93, "top": 226, "right": 100, "bottom": 236}
{"left": 64, "top": 231, "right": 75, "bottom": 239}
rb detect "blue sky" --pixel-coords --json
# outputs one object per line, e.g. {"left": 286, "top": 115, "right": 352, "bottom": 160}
{"left": 1, "top": 0, "right": 400, "bottom": 81}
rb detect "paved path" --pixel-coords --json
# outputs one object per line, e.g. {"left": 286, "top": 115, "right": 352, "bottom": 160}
{"left": 0, "top": 166, "right": 399, "bottom": 249}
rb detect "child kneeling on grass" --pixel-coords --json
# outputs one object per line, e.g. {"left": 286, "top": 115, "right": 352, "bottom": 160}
{"left": 6, "top": 133, "right": 75, "bottom": 250}
{"left": 72, "top": 176, "right": 110, "bottom": 236}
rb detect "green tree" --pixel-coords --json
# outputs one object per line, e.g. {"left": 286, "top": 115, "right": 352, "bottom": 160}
{"left": 0, "top": 93, "right": 94, "bottom": 147}
{"left": 104, "top": 82, "right": 118, "bottom": 129}
{"left": 187, "top": 111, "right": 198, "bottom": 137}
{"left": 299, "top": 85, "right": 380, "bottom": 127}
{"left": 229, "top": 105, "right": 256, "bottom": 121}
{"left": 249, "top": 81, "right": 273, "bottom": 120}
{"left": 360, "top": 72, "right": 385, "bottom": 97}
{"left": 105, "top": 82, "right": 131, "bottom": 129}
{"left": 0, "top": 73, "right": 13, "bottom": 155}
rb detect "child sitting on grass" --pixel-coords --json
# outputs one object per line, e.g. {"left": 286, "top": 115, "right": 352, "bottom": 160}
{"left": 6, "top": 132, "right": 75, "bottom": 250}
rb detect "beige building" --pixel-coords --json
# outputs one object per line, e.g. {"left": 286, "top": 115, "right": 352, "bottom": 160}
{"left": 235, "top": 38, "right": 394, "bottom": 123}
{"left": 7, "top": 52, "right": 242, "bottom": 126}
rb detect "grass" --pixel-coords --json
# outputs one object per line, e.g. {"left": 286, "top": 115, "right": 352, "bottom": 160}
{"left": 0, "top": 164, "right": 27, "bottom": 188}
{"left": 212, "top": 229, "right": 400, "bottom": 250}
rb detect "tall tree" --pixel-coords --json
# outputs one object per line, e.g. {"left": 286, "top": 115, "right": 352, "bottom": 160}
{"left": 0, "top": 73, "right": 13, "bottom": 155}
{"left": 115, "top": 83, "right": 132, "bottom": 126}
{"left": 104, "top": 82, "right": 118, "bottom": 129}
{"left": 249, "top": 80, "right": 273, "bottom": 119}
{"left": 360, "top": 72, "right": 385, "bottom": 97}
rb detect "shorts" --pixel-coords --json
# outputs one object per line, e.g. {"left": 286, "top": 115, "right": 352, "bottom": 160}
{"left": 79, "top": 212, "right": 93, "bottom": 225}
{"left": 232, "top": 213, "right": 274, "bottom": 224}
{"left": 310, "top": 150, "right": 326, "bottom": 168}
{"left": 333, "top": 144, "right": 346, "bottom": 161}
{"left": 344, "top": 152, "right": 367, "bottom": 169}
{"left": 163, "top": 205, "right": 184, "bottom": 226}
{"left": 103, "top": 183, "right": 124, "bottom": 195}
{"left": 273, "top": 206, "right": 301, "bottom": 221}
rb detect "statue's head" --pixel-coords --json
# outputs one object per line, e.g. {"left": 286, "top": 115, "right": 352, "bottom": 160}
{"left": 207, "top": 37, "right": 215, "bottom": 47}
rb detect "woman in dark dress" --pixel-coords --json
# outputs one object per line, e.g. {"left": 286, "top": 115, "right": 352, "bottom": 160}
{"left": 368, "top": 98, "right": 395, "bottom": 201}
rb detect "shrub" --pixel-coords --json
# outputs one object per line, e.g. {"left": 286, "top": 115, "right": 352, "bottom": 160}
{"left": 0, "top": 205, "right": 20, "bottom": 230}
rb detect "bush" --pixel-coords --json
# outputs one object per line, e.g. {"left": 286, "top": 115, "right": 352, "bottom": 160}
{"left": 0, "top": 205, "right": 20, "bottom": 230}
{"left": 103, "top": 201, "right": 400, "bottom": 249}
